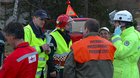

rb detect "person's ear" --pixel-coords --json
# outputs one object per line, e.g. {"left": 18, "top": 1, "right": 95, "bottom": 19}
{"left": 85, "top": 27, "right": 89, "bottom": 33}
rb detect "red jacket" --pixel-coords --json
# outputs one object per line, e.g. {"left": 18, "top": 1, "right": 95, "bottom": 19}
{"left": 0, "top": 42, "right": 38, "bottom": 78}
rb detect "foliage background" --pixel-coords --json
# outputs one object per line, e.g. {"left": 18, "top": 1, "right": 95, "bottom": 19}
{"left": 0, "top": 0, "right": 140, "bottom": 31}
{"left": 19, "top": 0, "right": 139, "bottom": 31}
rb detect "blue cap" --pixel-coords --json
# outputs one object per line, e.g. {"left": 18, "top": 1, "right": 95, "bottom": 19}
{"left": 33, "top": 10, "right": 49, "bottom": 19}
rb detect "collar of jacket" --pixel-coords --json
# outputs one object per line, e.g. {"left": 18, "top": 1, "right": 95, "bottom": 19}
{"left": 84, "top": 32, "right": 99, "bottom": 38}
{"left": 56, "top": 29, "right": 71, "bottom": 46}
{"left": 121, "top": 26, "right": 134, "bottom": 37}
{"left": 15, "top": 42, "right": 29, "bottom": 49}
{"left": 29, "top": 21, "right": 45, "bottom": 39}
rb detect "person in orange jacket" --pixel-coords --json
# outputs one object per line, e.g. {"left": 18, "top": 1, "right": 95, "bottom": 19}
{"left": 0, "top": 22, "right": 38, "bottom": 78}
{"left": 63, "top": 18, "right": 116, "bottom": 78}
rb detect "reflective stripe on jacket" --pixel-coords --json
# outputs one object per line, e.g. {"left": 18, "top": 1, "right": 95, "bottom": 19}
{"left": 111, "top": 27, "right": 140, "bottom": 78}
{"left": 17, "top": 52, "right": 38, "bottom": 62}
{"left": 24, "top": 24, "right": 48, "bottom": 78}
{"left": 0, "top": 42, "right": 38, "bottom": 78}
{"left": 50, "top": 30, "right": 72, "bottom": 66}
{"left": 72, "top": 36, "right": 116, "bottom": 63}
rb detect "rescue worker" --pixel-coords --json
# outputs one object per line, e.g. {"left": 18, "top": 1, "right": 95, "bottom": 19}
{"left": 64, "top": 18, "right": 116, "bottom": 78}
{"left": 111, "top": 10, "right": 140, "bottom": 78}
{"left": 136, "top": 22, "right": 140, "bottom": 75}
{"left": 24, "top": 9, "right": 50, "bottom": 78}
{"left": 0, "top": 22, "right": 38, "bottom": 78}
{"left": 47, "top": 14, "right": 73, "bottom": 78}
{"left": 99, "top": 27, "right": 111, "bottom": 40}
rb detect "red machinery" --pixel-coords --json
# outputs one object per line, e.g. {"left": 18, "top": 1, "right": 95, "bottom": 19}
{"left": 70, "top": 18, "right": 89, "bottom": 43}
{"left": 66, "top": 0, "right": 90, "bottom": 43}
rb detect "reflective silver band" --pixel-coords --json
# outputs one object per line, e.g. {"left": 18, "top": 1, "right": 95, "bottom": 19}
{"left": 38, "top": 57, "right": 45, "bottom": 61}
{"left": 36, "top": 69, "right": 47, "bottom": 75}
{"left": 16, "top": 52, "right": 38, "bottom": 62}
{"left": 55, "top": 66, "right": 64, "bottom": 69}
{"left": 53, "top": 52, "right": 69, "bottom": 58}
{"left": 36, "top": 71, "right": 41, "bottom": 75}
{"left": 112, "top": 37, "right": 121, "bottom": 43}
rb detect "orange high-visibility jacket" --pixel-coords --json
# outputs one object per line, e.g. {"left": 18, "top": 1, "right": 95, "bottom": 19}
{"left": 72, "top": 36, "right": 116, "bottom": 63}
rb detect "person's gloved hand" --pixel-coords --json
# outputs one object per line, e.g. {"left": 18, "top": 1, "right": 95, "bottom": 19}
{"left": 42, "top": 44, "right": 51, "bottom": 54}
{"left": 114, "top": 26, "right": 122, "bottom": 36}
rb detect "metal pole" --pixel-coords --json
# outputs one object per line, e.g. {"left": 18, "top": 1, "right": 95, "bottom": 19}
{"left": 85, "top": 0, "right": 88, "bottom": 17}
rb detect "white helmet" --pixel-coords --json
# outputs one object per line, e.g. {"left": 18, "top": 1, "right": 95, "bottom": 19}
{"left": 113, "top": 10, "right": 133, "bottom": 22}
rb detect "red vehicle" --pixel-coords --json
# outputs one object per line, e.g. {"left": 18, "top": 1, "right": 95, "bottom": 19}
{"left": 70, "top": 18, "right": 89, "bottom": 43}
